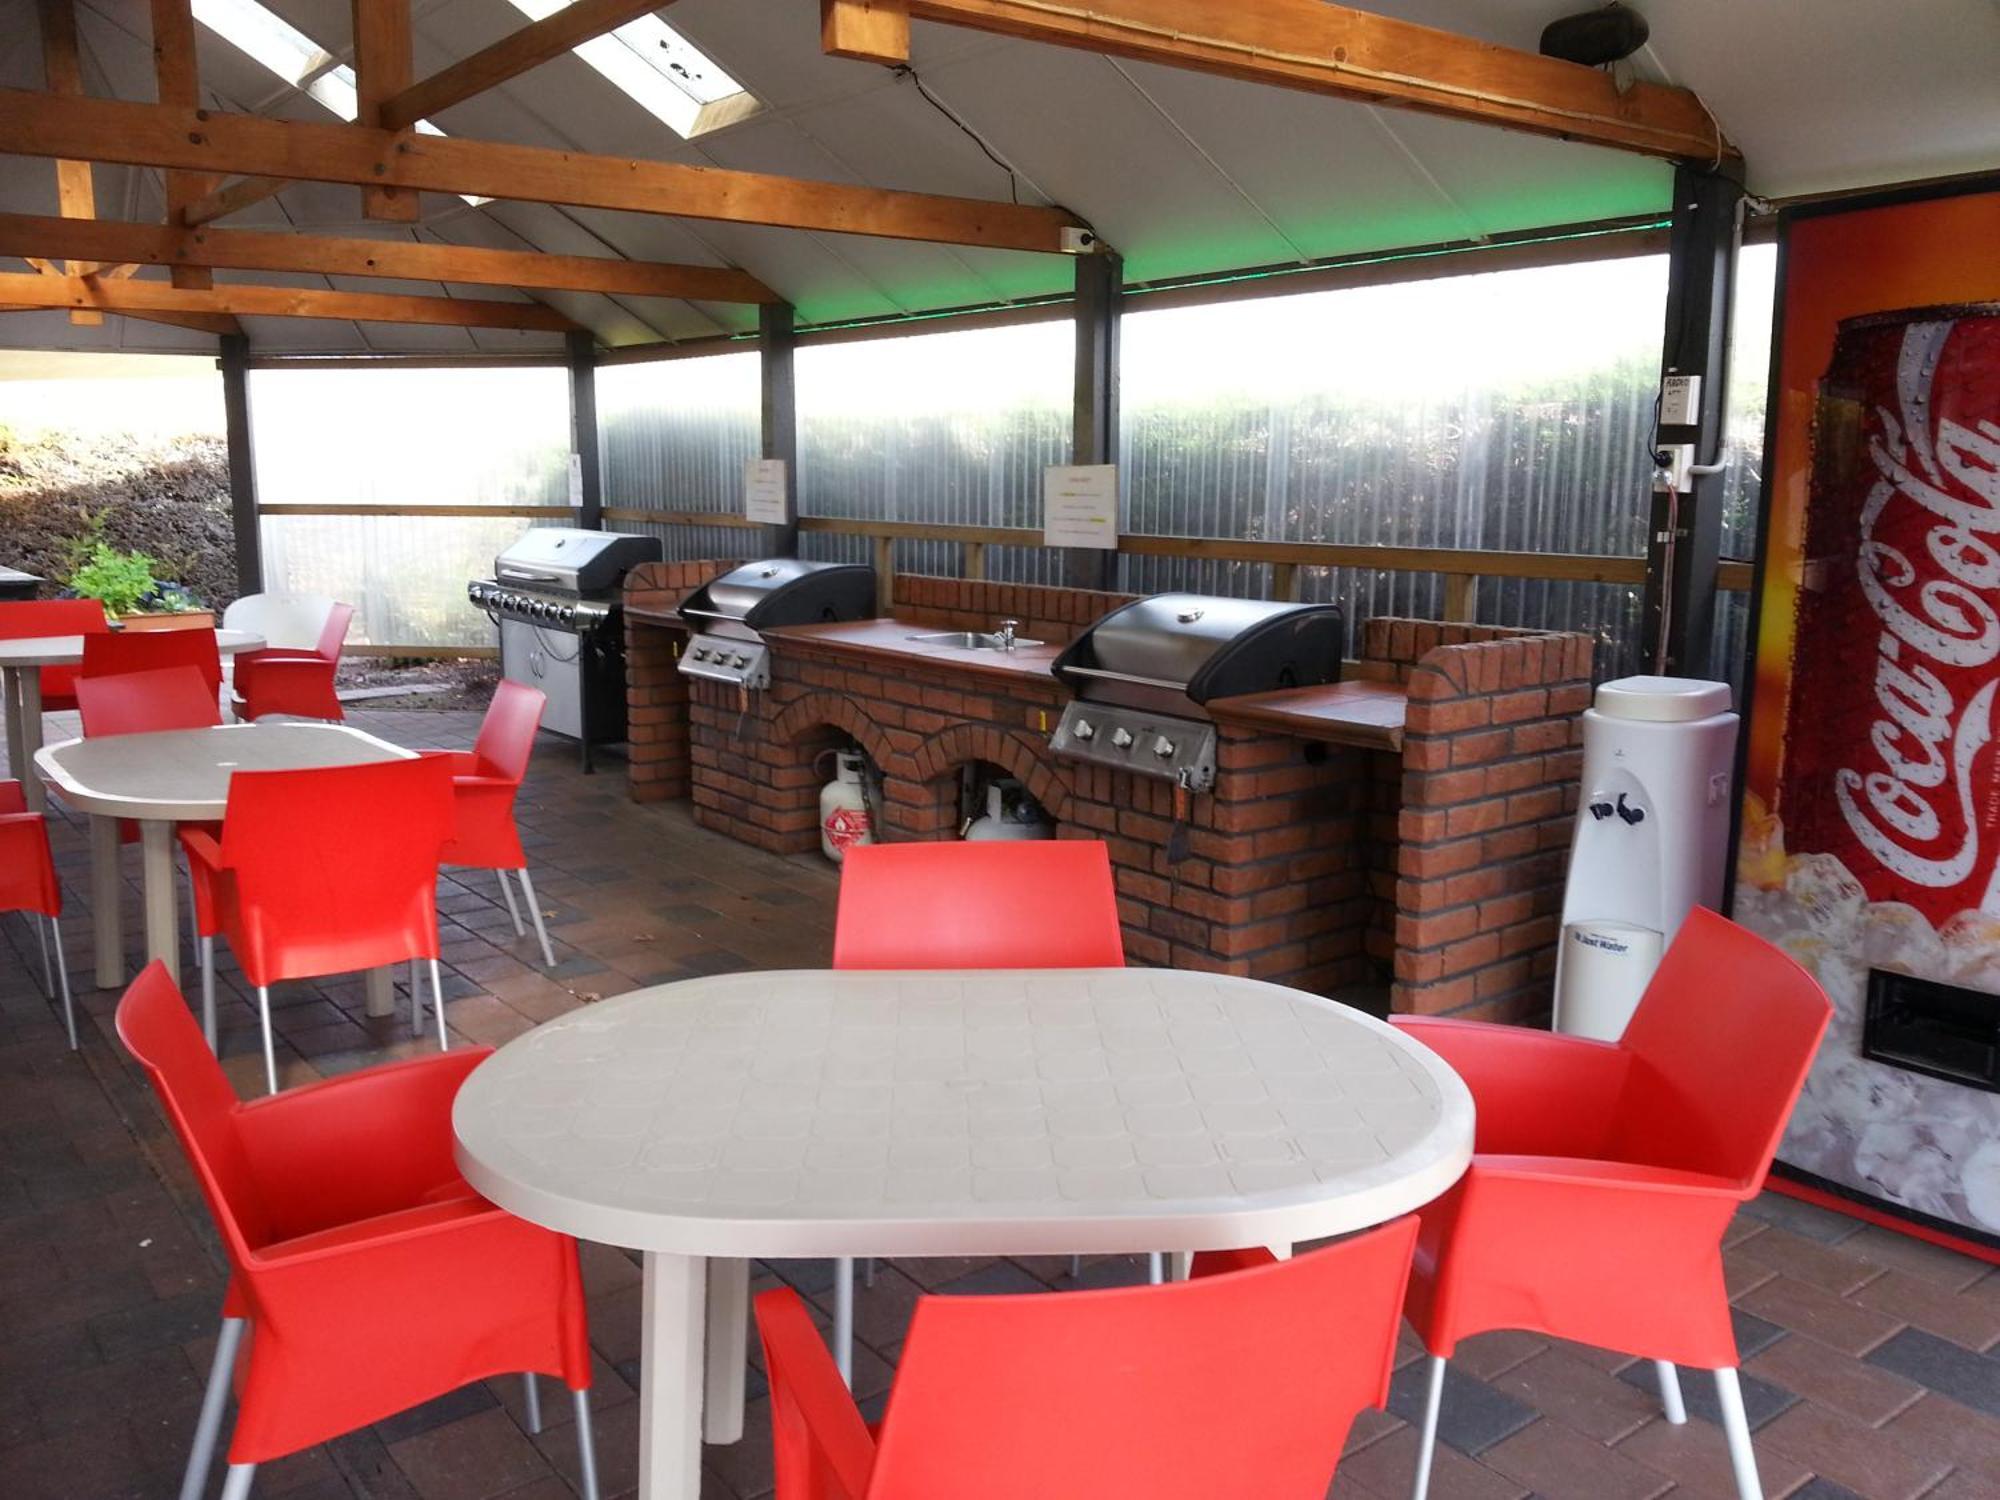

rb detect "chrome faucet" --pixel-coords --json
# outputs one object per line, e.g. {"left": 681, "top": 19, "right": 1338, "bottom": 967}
{"left": 995, "top": 618, "right": 1021, "bottom": 652}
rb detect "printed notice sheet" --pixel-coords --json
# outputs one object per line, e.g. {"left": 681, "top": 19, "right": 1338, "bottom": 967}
{"left": 744, "top": 458, "right": 790, "bottom": 525}
{"left": 1043, "top": 464, "right": 1119, "bottom": 549}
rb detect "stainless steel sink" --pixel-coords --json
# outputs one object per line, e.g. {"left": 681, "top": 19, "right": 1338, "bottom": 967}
{"left": 907, "top": 630, "right": 1045, "bottom": 651}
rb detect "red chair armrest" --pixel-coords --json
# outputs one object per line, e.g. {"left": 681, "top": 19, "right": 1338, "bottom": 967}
{"left": 180, "top": 827, "right": 224, "bottom": 870}
{"left": 235, "top": 1048, "right": 493, "bottom": 1237}
{"left": 1474, "top": 1155, "right": 1742, "bottom": 1198}
{"left": 756, "top": 1287, "right": 877, "bottom": 1500}
{"left": 414, "top": 749, "right": 479, "bottom": 776}
{"left": 0, "top": 780, "right": 26, "bottom": 815}
{"left": 1392, "top": 1017, "right": 1632, "bottom": 1157}
{"left": 256, "top": 1196, "right": 498, "bottom": 1262}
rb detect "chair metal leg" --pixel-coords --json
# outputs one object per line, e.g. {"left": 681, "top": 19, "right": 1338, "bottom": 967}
{"left": 254, "top": 985, "right": 278, "bottom": 1094}
{"left": 833, "top": 1256, "right": 855, "bottom": 1388}
{"left": 430, "top": 958, "right": 449, "bottom": 1051}
{"left": 1410, "top": 1354, "right": 1446, "bottom": 1500}
{"left": 863, "top": 1257, "right": 876, "bottom": 1288}
{"left": 1655, "top": 1359, "right": 1687, "bottom": 1424}
{"left": 1070, "top": 1254, "right": 1083, "bottom": 1279}
{"left": 34, "top": 908, "right": 52, "bottom": 993}
{"left": 48, "top": 916, "right": 76, "bottom": 1051}
{"left": 521, "top": 1372, "right": 542, "bottom": 1435}
{"left": 408, "top": 958, "right": 422, "bottom": 1036}
{"left": 1715, "top": 1366, "right": 1764, "bottom": 1500}
{"left": 1147, "top": 1251, "right": 1165, "bottom": 1285}
{"left": 573, "top": 1388, "right": 601, "bottom": 1500}
{"left": 181, "top": 1316, "right": 245, "bottom": 1500}
{"left": 199, "top": 936, "right": 218, "bottom": 1052}
{"left": 517, "top": 867, "right": 558, "bottom": 970}
{"left": 219, "top": 1463, "right": 256, "bottom": 1500}
{"left": 496, "top": 867, "right": 525, "bottom": 936}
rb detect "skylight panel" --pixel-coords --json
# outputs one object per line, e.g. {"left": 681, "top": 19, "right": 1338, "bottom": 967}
{"left": 190, "top": 0, "right": 486, "bottom": 204}
{"left": 503, "top": 0, "right": 761, "bottom": 138}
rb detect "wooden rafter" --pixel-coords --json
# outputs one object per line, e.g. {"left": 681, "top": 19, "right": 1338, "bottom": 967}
{"left": 38, "top": 0, "right": 99, "bottom": 321}
{"left": 0, "top": 90, "right": 1083, "bottom": 252}
{"left": 379, "top": 0, "right": 674, "bottom": 132}
{"left": 819, "top": 0, "right": 1733, "bottom": 164}
{"left": 0, "top": 213, "right": 781, "bottom": 302}
{"left": 0, "top": 271, "right": 578, "bottom": 330}
{"left": 149, "top": 0, "right": 215, "bottom": 284}
{"left": 351, "top": 0, "right": 418, "bottom": 220}
{"left": 182, "top": 175, "right": 290, "bottom": 227}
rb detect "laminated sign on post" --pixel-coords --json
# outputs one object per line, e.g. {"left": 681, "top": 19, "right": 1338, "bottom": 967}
{"left": 744, "top": 458, "right": 789, "bottom": 525}
{"left": 1043, "top": 464, "right": 1119, "bottom": 549}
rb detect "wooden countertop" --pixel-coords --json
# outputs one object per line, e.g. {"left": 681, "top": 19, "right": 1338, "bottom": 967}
{"left": 763, "top": 617, "right": 1066, "bottom": 686}
{"left": 1209, "top": 679, "right": 1408, "bottom": 751}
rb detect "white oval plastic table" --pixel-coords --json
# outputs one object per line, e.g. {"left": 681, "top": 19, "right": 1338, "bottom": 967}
{"left": 453, "top": 967, "right": 1474, "bottom": 1500}
{"left": 35, "top": 720, "right": 409, "bottom": 991}
{"left": 0, "top": 627, "right": 264, "bottom": 812}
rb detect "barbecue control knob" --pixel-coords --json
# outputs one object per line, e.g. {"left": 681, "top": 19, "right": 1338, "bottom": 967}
{"left": 1072, "top": 718, "right": 1095, "bottom": 741}
{"left": 558, "top": 605, "right": 576, "bottom": 625}
{"left": 692, "top": 647, "right": 710, "bottom": 661}
{"left": 1110, "top": 727, "right": 1135, "bottom": 750}
{"left": 1152, "top": 736, "right": 1177, "bottom": 758}
{"left": 731, "top": 655, "right": 749, "bottom": 669}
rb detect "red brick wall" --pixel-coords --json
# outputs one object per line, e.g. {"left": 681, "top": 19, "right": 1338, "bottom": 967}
{"left": 1374, "top": 618, "right": 1594, "bottom": 1022}
{"left": 635, "top": 575, "right": 1592, "bottom": 1017}
{"left": 623, "top": 560, "right": 736, "bottom": 804}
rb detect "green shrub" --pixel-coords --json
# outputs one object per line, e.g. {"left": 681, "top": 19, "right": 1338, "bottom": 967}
{"left": 68, "top": 542, "right": 162, "bottom": 616}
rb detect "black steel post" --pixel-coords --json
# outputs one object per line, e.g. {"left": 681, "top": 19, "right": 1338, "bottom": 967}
{"left": 218, "top": 333, "right": 263, "bottom": 599}
{"left": 566, "top": 328, "right": 603, "bottom": 530}
{"left": 1640, "top": 162, "right": 1745, "bottom": 678}
{"left": 760, "top": 302, "right": 800, "bottom": 556}
{"left": 1070, "top": 250, "right": 1122, "bottom": 592}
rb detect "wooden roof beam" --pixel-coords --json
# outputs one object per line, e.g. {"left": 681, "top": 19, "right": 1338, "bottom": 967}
{"left": 0, "top": 213, "right": 781, "bottom": 302}
{"left": 351, "top": 0, "right": 419, "bottom": 220}
{"left": 39, "top": 0, "right": 99, "bottom": 321}
{"left": 378, "top": 0, "right": 675, "bottom": 132}
{"left": 822, "top": 0, "right": 1734, "bottom": 165}
{"left": 0, "top": 90, "right": 1083, "bottom": 252}
{"left": 149, "top": 0, "right": 217, "bottom": 280}
{"left": 0, "top": 271, "right": 578, "bottom": 330}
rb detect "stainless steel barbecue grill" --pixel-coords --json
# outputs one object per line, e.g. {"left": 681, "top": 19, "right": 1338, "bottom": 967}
{"left": 677, "top": 558, "right": 876, "bottom": 688}
{"left": 1049, "top": 593, "right": 1344, "bottom": 789}
{"left": 468, "top": 528, "right": 662, "bottom": 767}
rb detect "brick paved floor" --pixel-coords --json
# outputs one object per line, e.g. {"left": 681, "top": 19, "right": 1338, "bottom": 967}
{"left": 2, "top": 709, "right": 1997, "bottom": 1499}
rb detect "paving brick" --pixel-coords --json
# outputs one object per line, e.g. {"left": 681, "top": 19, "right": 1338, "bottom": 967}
{"left": 1478, "top": 1415, "right": 1674, "bottom": 1499}
{"left": 1613, "top": 1413, "right": 1815, "bottom": 1500}
{"left": 1736, "top": 1275, "right": 1907, "bottom": 1357}
{"left": 1756, "top": 1399, "right": 1953, "bottom": 1498}
{"left": 1748, "top": 1331, "right": 1925, "bottom": 1425}
{"left": 1864, "top": 1327, "right": 2000, "bottom": 1416}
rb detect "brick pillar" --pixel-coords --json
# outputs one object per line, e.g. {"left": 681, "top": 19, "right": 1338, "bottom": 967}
{"left": 1385, "top": 625, "right": 1593, "bottom": 1021}
{"left": 622, "top": 560, "right": 737, "bottom": 804}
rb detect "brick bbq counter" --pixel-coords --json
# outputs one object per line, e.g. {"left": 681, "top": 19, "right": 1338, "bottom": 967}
{"left": 625, "top": 566, "right": 1590, "bottom": 1024}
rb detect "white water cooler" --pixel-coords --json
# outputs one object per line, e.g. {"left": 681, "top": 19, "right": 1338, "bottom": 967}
{"left": 1553, "top": 676, "right": 1738, "bottom": 1040}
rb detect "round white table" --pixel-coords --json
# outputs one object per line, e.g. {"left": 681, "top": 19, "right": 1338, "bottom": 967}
{"left": 454, "top": 967, "right": 1474, "bottom": 1500}
{"left": 0, "top": 627, "right": 265, "bottom": 813}
{"left": 35, "top": 721, "right": 409, "bottom": 993}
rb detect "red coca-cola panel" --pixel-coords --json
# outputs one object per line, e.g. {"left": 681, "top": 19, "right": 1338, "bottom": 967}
{"left": 1780, "top": 305, "right": 2000, "bottom": 922}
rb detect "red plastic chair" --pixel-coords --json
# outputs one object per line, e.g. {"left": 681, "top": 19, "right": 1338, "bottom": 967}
{"left": 0, "top": 778, "right": 75, "bottom": 1048}
{"left": 0, "top": 596, "right": 109, "bottom": 709}
{"left": 832, "top": 840, "right": 1126, "bottom": 970}
{"left": 183, "top": 756, "right": 454, "bottom": 1094}
{"left": 827, "top": 838, "right": 1126, "bottom": 1375}
{"left": 757, "top": 1215, "right": 1417, "bottom": 1500}
{"left": 231, "top": 602, "right": 353, "bottom": 722}
{"left": 82, "top": 625, "right": 224, "bottom": 703}
{"left": 75, "top": 664, "right": 223, "bottom": 738}
{"left": 115, "top": 962, "right": 599, "bottom": 1500}
{"left": 419, "top": 680, "right": 557, "bottom": 968}
{"left": 1391, "top": 909, "right": 1830, "bottom": 1500}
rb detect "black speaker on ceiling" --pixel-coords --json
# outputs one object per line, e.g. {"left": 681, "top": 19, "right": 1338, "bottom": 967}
{"left": 1539, "top": 3, "right": 1651, "bottom": 67}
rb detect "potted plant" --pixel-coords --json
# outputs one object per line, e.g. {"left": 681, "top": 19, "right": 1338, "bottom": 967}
{"left": 66, "top": 541, "right": 214, "bottom": 631}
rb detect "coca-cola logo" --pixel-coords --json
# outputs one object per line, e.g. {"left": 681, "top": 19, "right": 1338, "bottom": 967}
{"left": 1835, "top": 319, "right": 2000, "bottom": 893}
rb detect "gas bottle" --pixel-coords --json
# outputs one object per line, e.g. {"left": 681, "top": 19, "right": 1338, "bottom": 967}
{"left": 819, "top": 750, "right": 874, "bottom": 862}
{"left": 963, "top": 778, "right": 1053, "bottom": 841}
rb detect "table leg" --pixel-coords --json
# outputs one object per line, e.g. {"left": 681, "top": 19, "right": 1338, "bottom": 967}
{"left": 703, "top": 1258, "right": 749, "bottom": 1444}
{"left": 139, "top": 819, "right": 180, "bottom": 986}
{"left": 639, "top": 1252, "right": 706, "bottom": 1500}
{"left": 90, "top": 814, "right": 125, "bottom": 990}
{"left": 362, "top": 968, "right": 396, "bottom": 1018}
{"left": 15, "top": 668, "right": 45, "bottom": 813}
{"left": 1, "top": 666, "right": 23, "bottom": 795}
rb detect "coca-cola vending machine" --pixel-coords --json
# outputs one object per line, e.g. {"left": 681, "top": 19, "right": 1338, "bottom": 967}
{"left": 1737, "top": 183, "right": 2000, "bottom": 1247}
